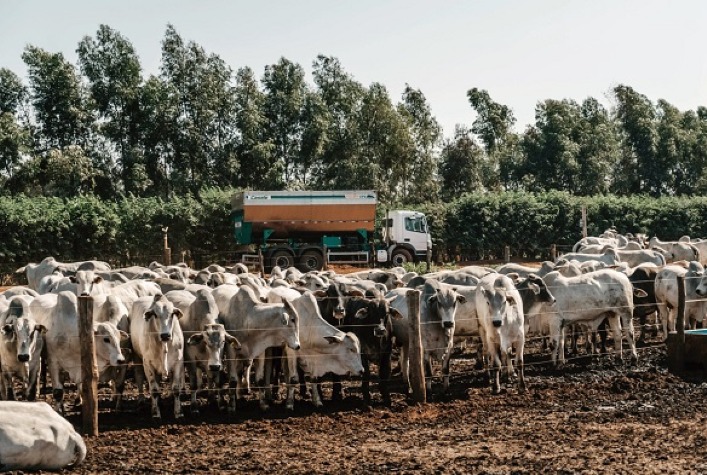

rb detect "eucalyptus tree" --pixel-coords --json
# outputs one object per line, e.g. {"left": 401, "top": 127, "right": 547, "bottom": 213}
{"left": 77, "top": 25, "right": 147, "bottom": 194}
{"left": 233, "top": 66, "right": 278, "bottom": 189}
{"left": 160, "top": 24, "right": 239, "bottom": 194}
{"left": 521, "top": 99, "right": 581, "bottom": 192}
{"left": 439, "top": 125, "right": 486, "bottom": 200}
{"left": 356, "top": 83, "right": 414, "bottom": 203}
{"left": 613, "top": 85, "right": 659, "bottom": 196}
{"left": 467, "top": 87, "right": 516, "bottom": 153}
{"left": 261, "top": 57, "right": 308, "bottom": 188}
{"left": 0, "top": 69, "right": 30, "bottom": 181}
{"left": 398, "top": 85, "right": 441, "bottom": 204}
{"left": 22, "top": 46, "right": 91, "bottom": 151}
{"left": 311, "top": 55, "right": 364, "bottom": 190}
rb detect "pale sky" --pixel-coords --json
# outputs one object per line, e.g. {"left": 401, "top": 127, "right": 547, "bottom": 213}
{"left": 2, "top": 0, "right": 706, "bottom": 137}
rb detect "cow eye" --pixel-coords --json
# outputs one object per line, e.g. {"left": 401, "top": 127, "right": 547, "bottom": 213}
{"left": 103, "top": 337, "right": 110, "bottom": 343}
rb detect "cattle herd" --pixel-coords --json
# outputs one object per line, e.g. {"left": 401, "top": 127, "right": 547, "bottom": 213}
{"left": 1, "top": 228, "right": 706, "bottom": 470}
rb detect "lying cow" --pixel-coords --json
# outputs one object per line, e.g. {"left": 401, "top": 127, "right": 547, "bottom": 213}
{"left": 0, "top": 401, "right": 86, "bottom": 470}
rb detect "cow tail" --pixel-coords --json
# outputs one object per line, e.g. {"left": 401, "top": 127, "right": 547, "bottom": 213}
{"left": 70, "top": 431, "right": 87, "bottom": 467}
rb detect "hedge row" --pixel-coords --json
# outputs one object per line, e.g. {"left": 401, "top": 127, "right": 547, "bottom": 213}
{"left": 3, "top": 190, "right": 707, "bottom": 271}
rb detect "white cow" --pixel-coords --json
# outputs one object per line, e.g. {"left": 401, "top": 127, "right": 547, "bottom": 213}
{"left": 654, "top": 262, "right": 707, "bottom": 336}
{"left": 0, "top": 401, "right": 86, "bottom": 470}
{"left": 389, "top": 281, "right": 466, "bottom": 393}
{"left": 33, "top": 292, "right": 128, "bottom": 414}
{"left": 221, "top": 286, "right": 301, "bottom": 413}
{"left": 541, "top": 269, "right": 638, "bottom": 366}
{"left": 0, "top": 298, "right": 46, "bottom": 401}
{"left": 129, "top": 294, "right": 185, "bottom": 420}
{"left": 267, "top": 287, "right": 363, "bottom": 410}
{"left": 165, "top": 289, "right": 240, "bottom": 412}
{"left": 649, "top": 237, "right": 700, "bottom": 263}
{"left": 16, "top": 257, "right": 111, "bottom": 291}
{"left": 475, "top": 273, "right": 526, "bottom": 394}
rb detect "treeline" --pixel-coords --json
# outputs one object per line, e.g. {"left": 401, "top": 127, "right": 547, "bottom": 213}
{"left": 3, "top": 191, "right": 707, "bottom": 270}
{"left": 1, "top": 24, "right": 707, "bottom": 203}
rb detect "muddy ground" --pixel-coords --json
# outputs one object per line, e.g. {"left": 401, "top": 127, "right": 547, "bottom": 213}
{"left": 29, "top": 339, "right": 704, "bottom": 474}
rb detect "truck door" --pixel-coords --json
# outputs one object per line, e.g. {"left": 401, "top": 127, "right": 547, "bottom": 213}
{"left": 402, "top": 213, "right": 429, "bottom": 255}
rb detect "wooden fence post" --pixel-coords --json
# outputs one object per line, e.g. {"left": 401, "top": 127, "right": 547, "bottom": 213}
{"left": 78, "top": 295, "right": 98, "bottom": 436}
{"left": 162, "top": 227, "right": 171, "bottom": 266}
{"left": 550, "top": 244, "right": 557, "bottom": 261}
{"left": 504, "top": 246, "right": 510, "bottom": 263}
{"left": 581, "top": 206, "right": 588, "bottom": 239}
{"left": 406, "top": 289, "right": 426, "bottom": 403}
{"left": 323, "top": 245, "right": 329, "bottom": 271}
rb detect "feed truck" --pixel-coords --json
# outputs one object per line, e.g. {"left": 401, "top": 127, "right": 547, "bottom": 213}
{"left": 231, "top": 190, "right": 432, "bottom": 272}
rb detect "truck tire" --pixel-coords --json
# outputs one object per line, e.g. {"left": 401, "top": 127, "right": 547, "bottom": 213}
{"left": 298, "top": 251, "right": 324, "bottom": 272}
{"left": 270, "top": 250, "right": 294, "bottom": 270}
{"left": 391, "top": 248, "right": 413, "bottom": 267}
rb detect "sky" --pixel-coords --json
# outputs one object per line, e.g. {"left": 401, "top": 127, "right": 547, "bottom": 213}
{"left": 2, "top": 0, "right": 706, "bottom": 137}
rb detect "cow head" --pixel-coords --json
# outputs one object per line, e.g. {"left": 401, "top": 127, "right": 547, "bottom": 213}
{"left": 144, "top": 294, "right": 182, "bottom": 342}
{"left": 352, "top": 291, "right": 403, "bottom": 341}
{"left": 425, "top": 283, "right": 466, "bottom": 334}
{"left": 480, "top": 278, "right": 518, "bottom": 329}
{"left": 526, "top": 274, "right": 556, "bottom": 305}
{"left": 188, "top": 323, "right": 241, "bottom": 372}
{"left": 323, "top": 331, "right": 364, "bottom": 377}
{"left": 94, "top": 321, "right": 128, "bottom": 368}
{"left": 3, "top": 315, "right": 46, "bottom": 371}
{"left": 70, "top": 270, "right": 104, "bottom": 296}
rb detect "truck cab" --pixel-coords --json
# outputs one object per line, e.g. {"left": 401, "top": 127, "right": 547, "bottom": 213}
{"left": 380, "top": 210, "right": 432, "bottom": 266}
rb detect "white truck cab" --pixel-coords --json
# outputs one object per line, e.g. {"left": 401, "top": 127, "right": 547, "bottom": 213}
{"left": 378, "top": 210, "right": 432, "bottom": 266}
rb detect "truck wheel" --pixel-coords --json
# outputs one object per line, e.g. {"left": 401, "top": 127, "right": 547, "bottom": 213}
{"left": 391, "top": 249, "right": 413, "bottom": 267}
{"left": 298, "top": 251, "right": 324, "bottom": 272}
{"left": 271, "top": 250, "right": 294, "bottom": 270}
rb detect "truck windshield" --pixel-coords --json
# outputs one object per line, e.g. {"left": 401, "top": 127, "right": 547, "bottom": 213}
{"left": 405, "top": 216, "right": 427, "bottom": 233}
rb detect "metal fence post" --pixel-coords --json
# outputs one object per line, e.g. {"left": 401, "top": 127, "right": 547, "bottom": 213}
{"left": 667, "top": 275, "right": 686, "bottom": 374}
{"left": 78, "top": 295, "right": 98, "bottom": 436}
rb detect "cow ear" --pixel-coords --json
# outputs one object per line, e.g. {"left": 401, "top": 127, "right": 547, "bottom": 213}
{"left": 188, "top": 334, "right": 204, "bottom": 345}
{"left": 2, "top": 324, "right": 13, "bottom": 336}
{"left": 69, "top": 276, "right": 78, "bottom": 283}
{"left": 528, "top": 282, "right": 540, "bottom": 295}
{"left": 172, "top": 308, "right": 183, "bottom": 318}
{"left": 427, "top": 295, "right": 438, "bottom": 305}
{"left": 347, "top": 289, "right": 365, "bottom": 298}
{"left": 119, "top": 331, "right": 129, "bottom": 342}
{"left": 225, "top": 334, "right": 242, "bottom": 350}
{"left": 506, "top": 272, "right": 520, "bottom": 283}
{"left": 281, "top": 312, "right": 290, "bottom": 326}
{"left": 313, "top": 290, "right": 327, "bottom": 298}
{"left": 456, "top": 294, "right": 467, "bottom": 304}
{"left": 389, "top": 308, "right": 404, "bottom": 320}
{"left": 34, "top": 324, "right": 47, "bottom": 334}
{"left": 324, "top": 334, "right": 344, "bottom": 344}
{"left": 144, "top": 310, "right": 156, "bottom": 321}
{"left": 93, "top": 276, "right": 103, "bottom": 284}
{"left": 355, "top": 308, "right": 368, "bottom": 319}
{"left": 634, "top": 288, "right": 648, "bottom": 298}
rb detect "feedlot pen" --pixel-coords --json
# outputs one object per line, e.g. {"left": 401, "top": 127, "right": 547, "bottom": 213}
{"left": 33, "top": 330, "right": 707, "bottom": 473}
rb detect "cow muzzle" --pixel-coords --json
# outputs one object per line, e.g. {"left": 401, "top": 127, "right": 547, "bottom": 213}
{"left": 160, "top": 333, "right": 171, "bottom": 342}
{"left": 492, "top": 320, "right": 503, "bottom": 328}
{"left": 334, "top": 307, "right": 345, "bottom": 318}
{"left": 374, "top": 326, "right": 386, "bottom": 337}
{"left": 443, "top": 321, "right": 454, "bottom": 329}
{"left": 17, "top": 353, "right": 29, "bottom": 363}
{"left": 209, "top": 364, "right": 221, "bottom": 372}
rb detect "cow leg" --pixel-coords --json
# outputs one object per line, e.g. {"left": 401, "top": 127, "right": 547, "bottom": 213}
{"left": 285, "top": 356, "right": 298, "bottom": 411}
{"left": 607, "top": 315, "right": 623, "bottom": 363}
{"left": 27, "top": 363, "right": 40, "bottom": 401}
{"left": 306, "top": 375, "right": 323, "bottom": 408}
{"left": 254, "top": 355, "right": 269, "bottom": 411}
{"left": 516, "top": 339, "right": 526, "bottom": 393}
{"left": 361, "top": 354, "right": 371, "bottom": 405}
{"left": 49, "top": 360, "right": 65, "bottom": 414}
{"left": 424, "top": 356, "right": 433, "bottom": 395}
{"left": 548, "top": 317, "right": 563, "bottom": 367}
{"left": 489, "top": 348, "right": 502, "bottom": 395}
{"left": 379, "top": 352, "right": 392, "bottom": 407}
{"left": 188, "top": 364, "right": 200, "bottom": 415}
{"left": 331, "top": 375, "right": 343, "bottom": 401}
{"left": 620, "top": 310, "right": 638, "bottom": 364}
{"left": 114, "top": 366, "right": 127, "bottom": 412}
{"left": 143, "top": 367, "right": 161, "bottom": 420}
{"left": 2, "top": 370, "right": 15, "bottom": 401}
{"left": 399, "top": 344, "right": 410, "bottom": 392}
{"left": 172, "top": 365, "right": 185, "bottom": 420}
{"left": 442, "top": 347, "right": 452, "bottom": 393}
